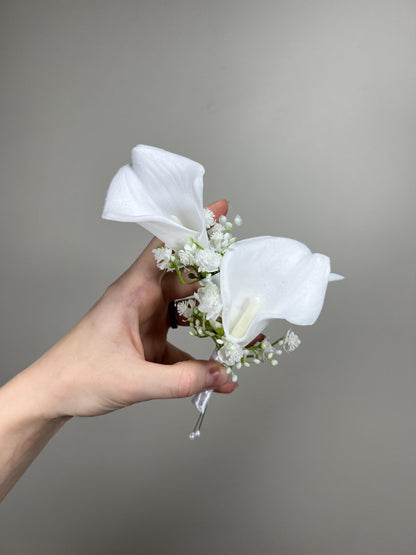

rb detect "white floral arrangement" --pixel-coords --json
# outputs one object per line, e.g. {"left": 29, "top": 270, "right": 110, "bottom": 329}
{"left": 154, "top": 209, "right": 301, "bottom": 381}
{"left": 103, "top": 145, "right": 343, "bottom": 438}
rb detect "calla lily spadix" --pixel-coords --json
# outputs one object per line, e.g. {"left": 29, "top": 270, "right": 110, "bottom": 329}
{"left": 102, "top": 145, "right": 208, "bottom": 251}
{"left": 220, "top": 236, "right": 343, "bottom": 347}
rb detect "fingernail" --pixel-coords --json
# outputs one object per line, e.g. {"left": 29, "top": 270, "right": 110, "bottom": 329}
{"left": 205, "top": 364, "right": 229, "bottom": 389}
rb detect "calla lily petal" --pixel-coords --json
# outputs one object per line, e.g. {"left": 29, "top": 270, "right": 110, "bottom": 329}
{"left": 102, "top": 145, "right": 208, "bottom": 251}
{"left": 220, "top": 236, "right": 341, "bottom": 345}
{"left": 329, "top": 273, "right": 344, "bottom": 281}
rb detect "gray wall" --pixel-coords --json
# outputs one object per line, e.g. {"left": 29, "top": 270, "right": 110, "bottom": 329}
{"left": 0, "top": 1, "right": 415, "bottom": 554}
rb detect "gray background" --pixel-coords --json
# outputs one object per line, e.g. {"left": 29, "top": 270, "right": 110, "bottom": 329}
{"left": 0, "top": 1, "right": 415, "bottom": 554}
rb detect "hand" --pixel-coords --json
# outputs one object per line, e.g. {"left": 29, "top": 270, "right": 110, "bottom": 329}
{"left": 0, "top": 199, "right": 237, "bottom": 500}
{"left": 21, "top": 199, "right": 235, "bottom": 419}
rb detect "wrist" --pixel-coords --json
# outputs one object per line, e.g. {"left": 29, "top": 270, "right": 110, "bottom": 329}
{"left": 0, "top": 359, "right": 72, "bottom": 427}
{"left": 0, "top": 365, "right": 71, "bottom": 501}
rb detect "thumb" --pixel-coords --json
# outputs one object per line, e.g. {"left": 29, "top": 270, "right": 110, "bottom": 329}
{"left": 139, "top": 359, "right": 230, "bottom": 401}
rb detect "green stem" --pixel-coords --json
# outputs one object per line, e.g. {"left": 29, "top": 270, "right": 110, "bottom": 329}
{"left": 272, "top": 334, "right": 286, "bottom": 347}
{"left": 173, "top": 263, "right": 201, "bottom": 285}
{"left": 190, "top": 238, "right": 204, "bottom": 250}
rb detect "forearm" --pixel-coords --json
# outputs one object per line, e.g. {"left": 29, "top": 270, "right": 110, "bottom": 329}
{"left": 0, "top": 364, "right": 70, "bottom": 502}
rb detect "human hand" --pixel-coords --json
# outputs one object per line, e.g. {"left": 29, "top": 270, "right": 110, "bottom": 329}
{"left": 0, "top": 199, "right": 237, "bottom": 500}
{"left": 21, "top": 199, "right": 235, "bottom": 420}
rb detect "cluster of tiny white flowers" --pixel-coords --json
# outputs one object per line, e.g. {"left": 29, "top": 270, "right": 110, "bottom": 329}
{"left": 204, "top": 209, "right": 216, "bottom": 229}
{"left": 194, "top": 280, "right": 222, "bottom": 321}
{"left": 207, "top": 213, "right": 242, "bottom": 253}
{"left": 176, "top": 298, "right": 196, "bottom": 319}
{"left": 283, "top": 329, "right": 301, "bottom": 352}
{"left": 152, "top": 209, "right": 242, "bottom": 282}
{"left": 194, "top": 248, "right": 222, "bottom": 273}
{"left": 177, "top": 243, "right": 197, "bottom": 266}
{"left": 258, "top": 338, "right": 277, "bottom": 363}
{"left": 217, "top": 341, "right": 244, "bottom": 369}
{"left": 153, "top": 246, "right": 174, "bottom": 271}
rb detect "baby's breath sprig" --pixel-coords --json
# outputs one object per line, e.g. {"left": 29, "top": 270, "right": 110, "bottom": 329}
{"left": 152, "top": 209, "right": 242, "bottom": 284}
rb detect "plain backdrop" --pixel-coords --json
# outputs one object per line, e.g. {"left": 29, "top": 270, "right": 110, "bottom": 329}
{"left": 0, "top": 1, "right": 415, "bottom": 554}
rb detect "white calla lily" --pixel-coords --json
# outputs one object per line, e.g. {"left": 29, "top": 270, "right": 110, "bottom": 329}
{"left": 220, "top": 236, "right": 343, "bottom": 346}
{"left": 102, "top": 145, "right": 208, "bottom": 251}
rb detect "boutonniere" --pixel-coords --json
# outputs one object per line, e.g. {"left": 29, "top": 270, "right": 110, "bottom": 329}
{"left": 103, "top": 145, "right": 343, "bottom": 439}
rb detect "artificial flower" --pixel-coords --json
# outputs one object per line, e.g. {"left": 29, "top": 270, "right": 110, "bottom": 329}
{"left": 177, "top": 242, "right": 198, "bottom": 267}
{"left": 217, "top": 341, "right": 244, "bottom": 366}
{"left": 102, "top": 145, "right": 208, "bottom": 251}
{"left": 220, "top": 236, "right": 343, "bottom": 346}
{"left": 283, "top": 329, "right": 301, "bottom": 352}
{"left": 194, "top": 248, "right": 222, "bottom": 274}
{"left": 193, "top": 280, "right": 222, "bottom": 321}
{"left": 152, "top": 246, "right": 174, "bottom": 271}
{"left": 176, "top": 298, "right": 196, "bottom": 319}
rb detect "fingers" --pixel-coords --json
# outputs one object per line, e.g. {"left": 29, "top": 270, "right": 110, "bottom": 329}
{"left": 162, "top": 342, "right": 193, "bottom": 364}
{"left": 162, "top": 342, "right": 238, "bottom": 394}
{"left": 111, "top": 236, "right": 163, "bottom": 296}
{"left": 205, "top": 199, "right": 228, "bottom": 221}
{"left": 129, "top": 235, "right": 164, "bottom": 280}
{"left": 214, "top": 380, "right": 238, "bottom": 394}
{"left": 139, "top": 359, "right": 230, "bottom": 400}
{"left": 162, "top": 271, "right": 200, "bottom": 303}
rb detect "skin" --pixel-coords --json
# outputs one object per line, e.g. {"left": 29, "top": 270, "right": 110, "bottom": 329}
{"left": 0, "top": 199, "right": 236, "bottom": 502}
